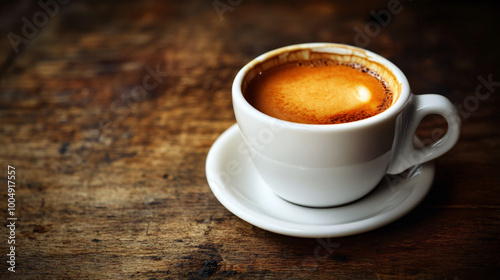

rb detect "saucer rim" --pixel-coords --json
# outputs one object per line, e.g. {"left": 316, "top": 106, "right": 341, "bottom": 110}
{"left": 206, "top": 123, "right": 435, "bottom": 238}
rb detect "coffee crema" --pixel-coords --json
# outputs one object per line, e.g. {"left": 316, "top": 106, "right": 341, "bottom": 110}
{"left": 244, "top": 59, "right": 394, "bottom": 124}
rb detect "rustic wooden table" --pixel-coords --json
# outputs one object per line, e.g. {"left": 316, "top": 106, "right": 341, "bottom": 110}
{"left": 1, "top": 0, "right": 499, "bottom": 279}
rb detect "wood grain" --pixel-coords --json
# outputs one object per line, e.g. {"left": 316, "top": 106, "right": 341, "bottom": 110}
{"left": 0, "top": 0, "right": 499, "bottom": 279}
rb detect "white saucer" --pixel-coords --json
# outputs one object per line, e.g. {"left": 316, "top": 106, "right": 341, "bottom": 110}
{"left": 205, "top": 124, "right": 435, "bottom": 238}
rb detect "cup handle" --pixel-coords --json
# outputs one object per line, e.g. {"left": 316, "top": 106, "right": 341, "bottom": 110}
{"left": 386, "top": 94, "right": 461, "bottom": 175}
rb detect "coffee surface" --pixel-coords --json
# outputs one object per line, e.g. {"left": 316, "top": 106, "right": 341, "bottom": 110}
{"left": 245, "top": 59, "right": 393, "bottom": 124}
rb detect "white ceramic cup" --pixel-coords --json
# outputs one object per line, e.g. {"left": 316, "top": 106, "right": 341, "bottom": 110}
{"left": 232, "top": 43, "right": 460, "bottom": 207}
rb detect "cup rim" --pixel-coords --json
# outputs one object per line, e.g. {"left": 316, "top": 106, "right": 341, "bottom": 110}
{"left": 232, "top": 42, "right": 411, "bottom": 131}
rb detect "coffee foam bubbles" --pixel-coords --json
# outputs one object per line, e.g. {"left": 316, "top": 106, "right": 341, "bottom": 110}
{"left": 245, "top": 59, "right": 393, "bottom": 124}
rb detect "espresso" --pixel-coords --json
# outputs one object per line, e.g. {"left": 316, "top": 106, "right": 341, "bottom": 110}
{"left": 244, "top": 59, "right": 394, "bottom": 124}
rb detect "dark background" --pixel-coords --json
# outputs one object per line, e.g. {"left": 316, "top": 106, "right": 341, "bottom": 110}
{"left": 0, "top": 0, "right": 499, "bottom": 279}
